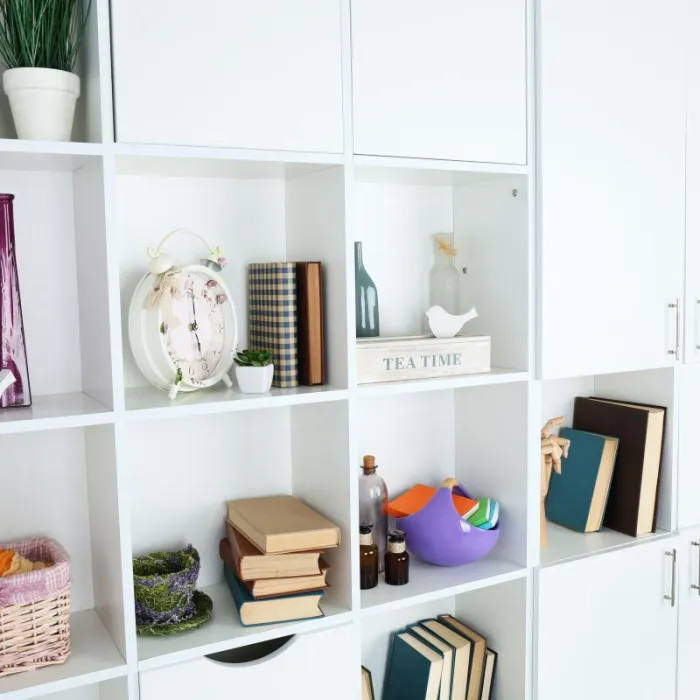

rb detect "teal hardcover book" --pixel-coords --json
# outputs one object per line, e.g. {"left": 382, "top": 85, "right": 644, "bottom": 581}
{"left": 223, "top": 562, "right": 324, "bottom": 626}
{"left": 383, "top": 632, "right": 443, "bottom": 700}
{"left": 407, "top": 625, "right": 454, "bottom": 700}
{"left": 545, "top": 427, "right": 619, "bottom": 533}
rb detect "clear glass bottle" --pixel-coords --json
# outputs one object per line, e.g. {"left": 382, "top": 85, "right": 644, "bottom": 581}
{"left": 355, "top": 242, "right": 380, "bottom": 338}
{"left": 429, "top": 233, "right": 460, "bottom": 315}
{"left": 385, "top": 530, "right": 409, "bottom": 586}
{"left": 359, "top": 525, "right": 379, "bottom": 590}
{"left": 359, "top": 455, "right": 388, "bottom": 572}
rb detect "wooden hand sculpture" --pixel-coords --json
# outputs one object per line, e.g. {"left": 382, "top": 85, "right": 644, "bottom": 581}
{"left": 540, "top": 417, "right": 571, "bottom": 546}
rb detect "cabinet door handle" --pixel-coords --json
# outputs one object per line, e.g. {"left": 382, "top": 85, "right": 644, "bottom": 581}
{"left": 665, "top": 549, "right": 677, "bottom": 606}
{"left": 692, "top": 541, "right": 700, "bottom": 595}
{"left": 695, "top": 300, "right": 700, "bottom": 351}
{"left": 668, "top": 301, "right": 680, "bottom": 358}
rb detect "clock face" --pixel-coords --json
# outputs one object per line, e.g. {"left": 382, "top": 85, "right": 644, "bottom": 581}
{"left": 154, "top": 270, "right": 233, "bottom": 386}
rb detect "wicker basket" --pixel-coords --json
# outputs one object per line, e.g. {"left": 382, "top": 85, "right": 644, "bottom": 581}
{"left": 0, "top": 537, "right": 71, "bottom": 677}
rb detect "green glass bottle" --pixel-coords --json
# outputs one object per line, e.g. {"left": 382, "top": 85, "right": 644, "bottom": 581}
{"left": 355, "top": 241, "right": 380, "bottom": 337}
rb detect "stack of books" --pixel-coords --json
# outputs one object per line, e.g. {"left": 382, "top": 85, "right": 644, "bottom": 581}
{"left": 222, "top": 495, "right": 341, "bottom": 626}
{"left": 383, "top": 615, "right": 497, "bottom": 700}
{"left": 248, "top": 261, "right": 325, "bottom": 388}
{"left": 545, "top": 397, "right": 666, "bottom": 536}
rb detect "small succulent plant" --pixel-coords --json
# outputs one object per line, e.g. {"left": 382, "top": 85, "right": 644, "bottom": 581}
{"left": 234, "top": 349, "right": 272, "bottom": 368}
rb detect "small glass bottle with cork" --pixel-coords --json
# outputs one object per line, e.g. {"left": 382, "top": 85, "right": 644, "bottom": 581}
{"left": 385, "top": 530, "right": 409, "bottom": 586}
{"left": 359, "top": 524, "right": 379, "bottom": 590}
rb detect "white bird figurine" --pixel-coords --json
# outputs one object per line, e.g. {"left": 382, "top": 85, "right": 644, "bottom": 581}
{"left": 425, "top": 305, "right": 478, "bottom": 339}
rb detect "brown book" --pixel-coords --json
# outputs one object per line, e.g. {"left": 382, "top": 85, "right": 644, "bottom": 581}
{"left": 573, "top": 397, "right": 666, "bottom": 536}
{"left": 227, "top": 495, "right": 341, "bottom": 554}
{"left": 438, "top": 616, "right": 487, "bottom": 700}
{"left": 220, "top": 538, "right": 329, "bottom": 598}
{"left": 226, "top": 521, "right": 324, "bottom": 580}
{"left": 296, "top": 262, "right": 325, "bottom": 386}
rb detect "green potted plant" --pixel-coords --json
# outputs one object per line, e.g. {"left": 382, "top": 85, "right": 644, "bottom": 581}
{"left": 0, "top": 0, "right": 91, "bottom": 141}
{"left": 234, "top": 349, "right": 274, "bottom": 394}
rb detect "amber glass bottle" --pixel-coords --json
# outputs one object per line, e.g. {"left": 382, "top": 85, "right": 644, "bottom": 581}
{"left": 359, "top": 525, "right": 379, "bottom": 590}
{"left": 385, "top": 530, "right": 409, "bottom": 586}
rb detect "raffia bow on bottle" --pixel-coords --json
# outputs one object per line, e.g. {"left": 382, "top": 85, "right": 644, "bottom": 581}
{"left": 436, "top": 234, "right": 458, "bottom": 257}
{"left": 144, "top": 268, "right": 185, "bottom": 330}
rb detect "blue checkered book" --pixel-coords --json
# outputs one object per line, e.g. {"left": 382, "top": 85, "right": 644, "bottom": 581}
{"left": 248, "top": 262, "right": 298, "bottom": 388}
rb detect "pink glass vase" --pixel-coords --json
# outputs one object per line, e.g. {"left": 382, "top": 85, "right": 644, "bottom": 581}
{"left": 0, "top": 193, "right": 31, "bottom": 408}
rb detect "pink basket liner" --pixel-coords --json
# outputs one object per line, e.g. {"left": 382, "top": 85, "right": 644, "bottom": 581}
{"left": 0, "top": 537, "right": 70, "bottom": 607}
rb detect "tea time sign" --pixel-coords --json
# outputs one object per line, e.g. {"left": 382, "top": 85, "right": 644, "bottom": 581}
{"left": 356, "top": 335, "right": 491, "bottom": 384}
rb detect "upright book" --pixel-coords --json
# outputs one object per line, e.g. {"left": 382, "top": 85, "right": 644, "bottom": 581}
{"left": 480, "top": 649, "right": 497, "bottom": 700}
{"left": 361, "top": 666, "right": 375, "bottom": 700}
{"left": 226, "top": 521, "right": 324, "bottom": 580}
{"left": 545, "top": 428, "right": 619, "bottom": 533}
{"left": 407, "top": 625, "right": 454, "bottom": 700}
{"left": 573, "top": 397, "right": 666, "bottom": 536}
{"left": 248, "top": 262, "right": 298, "bottom": 388}
{"left": 438, "top": 615, "right": 487, "bottom": 700}
{"left": 296, "top": 262, "right": 325, "bottom": 386}
{"left": 419, "top": 619, "right": 473, "bottom": 700}
{"left": 227, "top": 495, "right": 341, "bottom": 554}
{"left": 383, "top": 632, "right": 443, "bottom": 700}
{"left": 222, "top": 560, "right": 324, "bottom": 626}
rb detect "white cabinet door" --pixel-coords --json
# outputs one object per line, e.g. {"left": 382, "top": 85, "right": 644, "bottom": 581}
{"left": 351, "top": 0, "right": 527, "bottom": 164}
{"left": 537, "top": 540, "right": 679, "bottom": 700}
{"left": 678, "top": 528, "right": 700, "bottom": 700}
{"left": 685, "top": 2, "right": 700, "bottom": 362}
{"left": 678, "top": 365, "right": 700, "bottom": 528}
{"left": 111, "top": 0, "right": 344, "bottom": 153}
{"left": 539, "top": 0, "right": 686, "bottom": 379}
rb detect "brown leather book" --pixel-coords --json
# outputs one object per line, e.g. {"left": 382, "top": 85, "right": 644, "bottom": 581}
{"left": 573, "top": 396, "right": 666, "bottom": 536}
{"left": 226, "top": 521, "right": 324, "bottom": 580}
{"left": 296, "top": 262, "right": 325, "bottom": 386}
{"left": 220, "top": 539, "right": 330, "bottom": 598}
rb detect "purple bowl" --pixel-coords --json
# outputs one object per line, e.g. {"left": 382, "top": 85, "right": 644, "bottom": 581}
{"left": 396, "top": 483, "right": 500, "bottom": 566}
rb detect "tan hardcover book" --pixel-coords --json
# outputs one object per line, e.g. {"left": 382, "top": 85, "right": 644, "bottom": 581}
{"left": 226, "top": 522, "right": 324, "bottom": 580}
{"left": 438, "top": 615, "right": 487, "bottom": 700}
{"left": 220, "top": 538, "right": 329, "bottom": 598}
{"left": 227, "top": 495, "right": 341, "bottom": 554}
{"left": 296, "top": 262, "right": 325, "bottom": 386}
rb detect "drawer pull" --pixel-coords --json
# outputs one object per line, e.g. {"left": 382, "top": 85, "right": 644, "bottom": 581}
{"left": 692, "top": 541, "right": 700, "bottom": 595}
{"left": 206, "top": 635, "right": 295, "bottom": 665}
{"left": 664, "top": 549, "right": 677, "bottom": 607}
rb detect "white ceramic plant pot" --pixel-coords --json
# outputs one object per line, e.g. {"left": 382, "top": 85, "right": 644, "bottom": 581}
{"left": 3, "top": 68, "right": 80, "bottom": 141}
{"left": 235, "top": 364, "right": 274, "bottom": 394}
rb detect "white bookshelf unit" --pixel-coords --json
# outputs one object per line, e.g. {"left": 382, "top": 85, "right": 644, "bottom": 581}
{"left": 2, "top": 1, "right": 700, "bottom": 700}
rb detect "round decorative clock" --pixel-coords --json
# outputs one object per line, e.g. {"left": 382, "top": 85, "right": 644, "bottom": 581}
{"left": 128, "top": 229, "right": 238, "bottom": 400}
